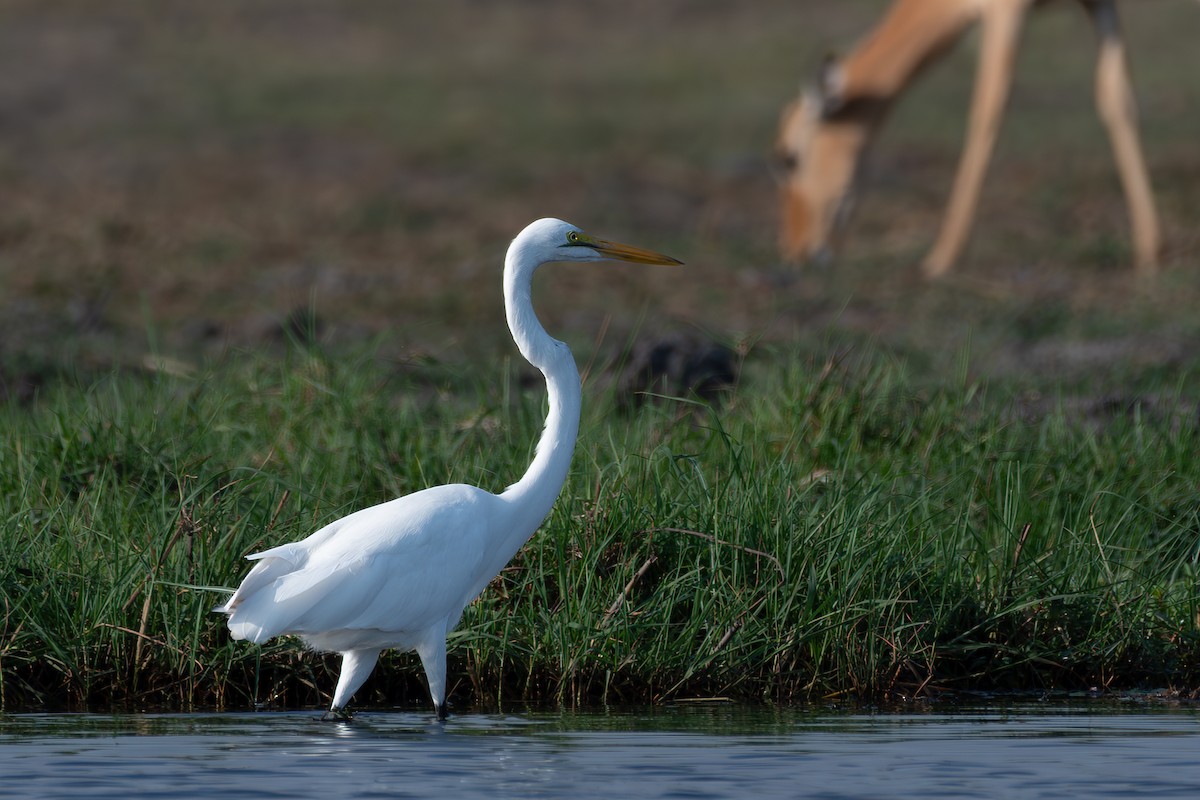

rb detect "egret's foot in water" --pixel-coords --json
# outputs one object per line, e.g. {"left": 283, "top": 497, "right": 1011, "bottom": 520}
{"left": 321, "top": 707, "right": 355, "bottom": 722}
{"left": 434, "top": 702, "right": 449, "bottom": 722}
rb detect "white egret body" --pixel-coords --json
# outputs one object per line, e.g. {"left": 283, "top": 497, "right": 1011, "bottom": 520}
{"left": 217, "top": 218, "right": 680, "bottom": 718}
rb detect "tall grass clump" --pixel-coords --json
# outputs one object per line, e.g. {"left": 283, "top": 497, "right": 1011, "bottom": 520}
{"left": 1, "top": 342, "right": 1198, "bottom": 710}
{"left": 458, "top": 346, "right": 1200, "bottom": 705}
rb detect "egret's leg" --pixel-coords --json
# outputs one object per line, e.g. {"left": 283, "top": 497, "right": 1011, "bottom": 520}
{"left": 329, "top": 648, "right": 382, "bottom": 713}
{"left": 416, "top": 625, "right": 449, "bottom": 720}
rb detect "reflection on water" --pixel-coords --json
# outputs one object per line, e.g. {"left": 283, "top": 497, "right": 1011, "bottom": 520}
{"left": 2, "top": 704, "right": 1200, "bottom": 799}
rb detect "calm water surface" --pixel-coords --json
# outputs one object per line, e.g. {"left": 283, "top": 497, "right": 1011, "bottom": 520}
{"left": 2, "top": 703, "right": 1199, "bottom": 799}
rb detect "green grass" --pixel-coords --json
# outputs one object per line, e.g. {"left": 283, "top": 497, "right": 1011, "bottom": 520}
{"left": 2, "top": 341, "right": 1197, "bottom": 711}
{"left": 2, "top": 1, "right": 1199, "bottom": 712}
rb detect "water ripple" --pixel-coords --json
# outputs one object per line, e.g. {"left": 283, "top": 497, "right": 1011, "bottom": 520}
{"left": 1, "top": 706, "right": 1199, "bottom": 799}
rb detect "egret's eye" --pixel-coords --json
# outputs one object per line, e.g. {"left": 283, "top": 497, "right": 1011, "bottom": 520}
{"left": 566, "top": 231, "right": 582, "bottom": 245}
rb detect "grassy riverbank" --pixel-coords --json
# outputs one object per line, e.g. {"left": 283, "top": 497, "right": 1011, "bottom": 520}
{"left": 2, "top": 340, "right": 1197, "bottom": 711}
{"left": 2, "top": 2, "right": 1199, "bottom": 710}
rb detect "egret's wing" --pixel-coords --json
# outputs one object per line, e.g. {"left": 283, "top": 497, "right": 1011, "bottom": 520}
{"left": 280, "top": 514, "right": 490, "bottom": 635}
{"left": 222, "top": 485, "right": 496, "bottom": 644}
{"left": 226, "top": 559, "right": 369, "bottom": 643}
{"left": 216, "top": 518, "right": 347, "bottom": 616}
{"left": 331, "top": 534, "right": 487, "bottom": 633}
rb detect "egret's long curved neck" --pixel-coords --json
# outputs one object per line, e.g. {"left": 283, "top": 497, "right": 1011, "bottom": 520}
{"left": 498, "top": 243, "right": 582, "bottom": 543}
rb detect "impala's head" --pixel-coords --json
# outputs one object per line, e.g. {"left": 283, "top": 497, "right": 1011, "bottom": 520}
{"left": 774, "top": 58, "right": 879, "bottom": 265}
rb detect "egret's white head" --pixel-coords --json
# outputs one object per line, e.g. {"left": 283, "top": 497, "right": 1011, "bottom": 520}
{"left": 511, "top": 218, "right": 683, "bottom": 269}
{"left": 503, "top": 218, "right": 681, "bottom": 369}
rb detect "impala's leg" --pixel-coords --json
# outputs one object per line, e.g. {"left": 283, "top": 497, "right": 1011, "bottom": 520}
{"left": 1085, "top": 0, "right": 1160, "bottom": 274}
{"left": 923, "top": 0, "right": 1030, "bottom": 278}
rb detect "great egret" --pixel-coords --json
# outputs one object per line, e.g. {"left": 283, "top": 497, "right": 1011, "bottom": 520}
{"left": 217, "top": 218, "right": 681, "bottom": 719}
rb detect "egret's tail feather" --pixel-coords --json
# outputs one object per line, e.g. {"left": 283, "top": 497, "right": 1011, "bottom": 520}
{"left": 226, "top": 617, "right": 278, "bottom": 644}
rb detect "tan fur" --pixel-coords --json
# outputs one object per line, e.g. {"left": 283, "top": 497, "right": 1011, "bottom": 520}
{"left": 775, "top": 0, "right": 1163, "bottom": 277}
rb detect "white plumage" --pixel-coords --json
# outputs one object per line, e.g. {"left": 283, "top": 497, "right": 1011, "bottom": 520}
{"left": 217, "top": 218, "right": 680, "bottom": 718}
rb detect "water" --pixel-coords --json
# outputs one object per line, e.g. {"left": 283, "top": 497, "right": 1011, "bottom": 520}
{"left": 2, "top": 703, "right": 1199, "bottom": 799}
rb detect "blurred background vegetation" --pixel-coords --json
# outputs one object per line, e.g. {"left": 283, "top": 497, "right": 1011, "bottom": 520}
{"left": 1, "top": 0, "right": 1197, "bottom": 392}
